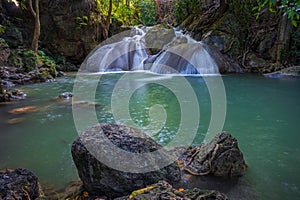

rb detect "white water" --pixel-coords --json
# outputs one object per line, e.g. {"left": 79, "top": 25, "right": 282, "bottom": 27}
{"left": 83, "top": 26, "right": 219, "bottom": 75}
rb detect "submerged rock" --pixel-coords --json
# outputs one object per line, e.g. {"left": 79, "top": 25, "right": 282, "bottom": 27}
{"left": 115, "top": 181, "right": 228, "bottom": 200}
{"left": 179, "top": 131, "right": 247, "bottom": 176}
{"left": 0, "top": 168, "right": 41, "bottom": 200}
{"left": 71, "top": 124, "right": 181, "bottom": 198}
{"left": 8, "top": 105, "right": 40, "bottom": 114}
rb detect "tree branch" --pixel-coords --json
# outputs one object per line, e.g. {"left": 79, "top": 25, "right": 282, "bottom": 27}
{"left": 28, "top": 0, "right": 36, "bottom": 18}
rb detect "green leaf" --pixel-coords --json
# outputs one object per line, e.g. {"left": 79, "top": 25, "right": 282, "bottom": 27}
{"left": 252, "top": 6, "right": 259, "bottom": 11}
{"left": 83, "top": 16, "right": 88, "bottom": 21}
{"left": 292, "top": 20, "right": 297, "bottom": 27}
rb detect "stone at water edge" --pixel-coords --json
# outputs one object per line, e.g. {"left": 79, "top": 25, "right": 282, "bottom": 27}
{"left": 264, "top": 66, "right": 300, "bottom": 78}
{"left": 71, "top": 124, "right": 181, "bottom": 198}
{"left": 179, "top": 131, "right": 247, "bottom": 176}
{"left": 115, "top": 180, "right": 229, "bottom": 200}
{"left": 0, "top": 168, "right": 42, "bottom": 200}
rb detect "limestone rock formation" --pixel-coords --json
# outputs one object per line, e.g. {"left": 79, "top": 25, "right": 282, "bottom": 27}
{"left": 71, "top": 124, "right": 181, "bottom": 198}
{"left": 179, "top": 131, "right": 247, "bottom": 176}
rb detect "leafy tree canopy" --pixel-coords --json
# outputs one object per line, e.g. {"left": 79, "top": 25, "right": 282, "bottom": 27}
{"left": 253, "top": 0, "right": 300, "bottom": 26}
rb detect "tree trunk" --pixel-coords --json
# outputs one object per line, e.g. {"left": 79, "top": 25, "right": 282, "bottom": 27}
{"left": 218, "top": 0, "right": 227, "bottom": 16}
{"left": 29, "top": 0, "right": 40, "bottom": 53}
{"left": 103, "top": 0, "right": 113, "bottom": 39}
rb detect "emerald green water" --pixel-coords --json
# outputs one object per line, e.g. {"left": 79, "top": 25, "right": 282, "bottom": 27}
{"left": 0, "top": 73, "right": 299, "bottom": 199}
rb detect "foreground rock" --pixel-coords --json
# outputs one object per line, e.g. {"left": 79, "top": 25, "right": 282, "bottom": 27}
{"left": 115, "top": 181, "right": 228, "bottom": 200}
{"left": 71, "top": 124, "right": 181, "bottom": 198}
{"left": 264, "top": 66, "right": 300, "bottom": 78}
{"left": 0, "top": 168, "right": 41, "bottom": 200}
{"left": 179, "top": 132, "right": 247, "bottom": 176}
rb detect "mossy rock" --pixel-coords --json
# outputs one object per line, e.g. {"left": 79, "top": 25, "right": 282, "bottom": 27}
{"left": 0, "top": 38, "right": 10, "bottom": 65}
{"left": 8, "top": 50, "right": 24, "bottom": 68}
{"left": 9, "top": 49, "right": 58, "bottom": 77}
{"left": 144, "top": 24, "right": 175, "bottom": 54}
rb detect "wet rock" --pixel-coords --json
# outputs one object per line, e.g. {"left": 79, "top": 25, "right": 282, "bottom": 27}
{"left": 179, "top": 131, "right": 247, "bottom": 177}
{"left": 43, "top": 179, "right": 84, "bottom": 200}
{"left": 57, "top": 71, "right": 66, "bottom": 77}
{"left": 71, "top": 124, "right": 181, "bottom": 198}
{"left": 0, "top": 168, "right": 41, "bottom": 200}
{"left": 115, "top": 181, "right": 228, "bottom": 200}
{"left": 144, "top": 24, "right": 175, "bottom": 54}
{"left": 264, "top": 66, "right": 300, "bottom": 78}
{"left": 0, "top": 88, "right": 27, "bottom": 102}
{"left": 245, "top": 53, "right": 270, "bottom": 73}
{"left": 59, "top": 92, "right": 73, "bottom": 99}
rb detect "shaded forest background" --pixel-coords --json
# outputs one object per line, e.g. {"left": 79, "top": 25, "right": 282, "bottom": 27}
{"left": 0, "top": 0, "right": 299, "bottom": 75}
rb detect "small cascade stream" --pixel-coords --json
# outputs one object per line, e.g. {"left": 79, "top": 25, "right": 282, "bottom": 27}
{"left": 83, "top": 26, "right": 219, "bottom": 75}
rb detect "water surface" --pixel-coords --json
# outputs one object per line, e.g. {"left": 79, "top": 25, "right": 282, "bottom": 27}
{"left": 0, "top": 73, "right": 299, "bottom": 200}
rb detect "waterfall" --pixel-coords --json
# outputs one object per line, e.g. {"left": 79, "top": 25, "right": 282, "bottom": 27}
{"left": 82, "top": 26, "right": 220, "bottom": 75}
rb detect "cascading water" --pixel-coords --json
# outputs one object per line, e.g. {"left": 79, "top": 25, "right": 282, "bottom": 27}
{"left": 82, "top": 26, "right": 220, "bottom": 75}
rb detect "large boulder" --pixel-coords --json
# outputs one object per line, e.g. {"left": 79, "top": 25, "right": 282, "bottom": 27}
{"left": 71, "top": 124, "right": 181, "bottom": 198}
{"left": 144, "top": 24, "right": 175, "bottom": 54}
{"left": 115, "top": 181, "right": 229, "bottom": 200}
{"left": 0, "top": 168, "right": 41, "bottom": 200}
{"left": 179, "top": 131, "right": 247, "bottom": 176}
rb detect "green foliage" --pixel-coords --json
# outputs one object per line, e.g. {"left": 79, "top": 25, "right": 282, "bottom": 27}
{"left": 252, "top": 0, "right": 300, "bottom": 27}
{"left": 37, "top": 50, "right": 57, "bottom": 77}
{"left": 134, "top": 0, "right": 157, "bottom": 26}
{"left": 174, "top": 0, "right": 190, "bottom": 25}
{"left": 12, "top": 49, "right": 57, "bottom": 76}
{"left": 22, "top": 50, "right": 37, "bottom": 72}
{"left": 75, "top": 16, "right": 89, "bottom": 29}
{"left": 280, "top": 30, "right": 300, "bottom": 64}
{"left": 0, "top": 25, "right": 6, "bottom": 34}
{"left": 174, "top": 0, "right": 202, "bottom": 24}
{"left": 85, "top": 0, "right": 158, "bottom": 29}
{"left": 112, "top": 3, "right": 139, "bottom": 26}
{"left": 229, "top": 0, "right": 256, "bottom": 25}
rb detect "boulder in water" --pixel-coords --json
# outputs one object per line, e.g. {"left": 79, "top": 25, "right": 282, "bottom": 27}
{"left": 71, "top": 124, "right": 181, "bottom": 198}
{"left": 0, "top": 168, "right": 41, "bottom": 200}
{"left": 144, "top": 24, "right": 175, "bottom": 54}
{"left": 59, "top": 92, "right": 73, "bottom": 99}
{"left": 179, "top": 131, "right": 247, "bottom": 176}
